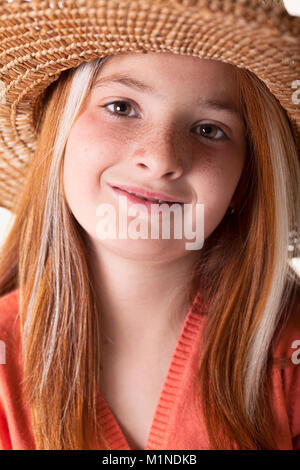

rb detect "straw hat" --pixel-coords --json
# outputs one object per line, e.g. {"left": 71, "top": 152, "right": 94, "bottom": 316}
{"left": 0, "top": 0, "right": 299, "bottom": 211}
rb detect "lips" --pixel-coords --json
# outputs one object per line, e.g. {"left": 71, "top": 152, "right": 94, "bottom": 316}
{"left": 109, "top": 184, "right": 184, "bottom": 205}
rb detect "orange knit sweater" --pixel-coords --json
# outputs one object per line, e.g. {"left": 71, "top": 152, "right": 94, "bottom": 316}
{"left": 0, "top": 287, "right": 299, "bottom": 450}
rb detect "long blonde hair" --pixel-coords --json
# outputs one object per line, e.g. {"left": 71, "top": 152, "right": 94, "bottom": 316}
{"left": 0, "top": 54, "right": 299, "bottom": 449}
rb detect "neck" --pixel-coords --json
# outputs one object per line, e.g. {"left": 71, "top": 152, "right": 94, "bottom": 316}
{"left": 88, "top": 244, "right": 198, "bottom": 351}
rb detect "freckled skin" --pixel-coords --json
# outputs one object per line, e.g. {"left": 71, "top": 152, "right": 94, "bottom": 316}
{"left": 63, "top": 52, "right": 247, "bottom": 263}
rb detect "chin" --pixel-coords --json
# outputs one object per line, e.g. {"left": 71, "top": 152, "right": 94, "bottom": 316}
{"left": 96, "top": 238, "right": 187, "bottom": 261}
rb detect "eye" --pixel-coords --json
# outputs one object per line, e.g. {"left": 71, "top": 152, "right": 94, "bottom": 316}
{"left": 194, "top": 124, "right": 228, "bottom": 141}
{"left": 101, "top": 100, "right": 137, "bottom": 119}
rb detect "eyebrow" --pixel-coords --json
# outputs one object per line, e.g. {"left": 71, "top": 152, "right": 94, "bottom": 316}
{"left": 93, "top": 73, "right": 241, "bottom": 118}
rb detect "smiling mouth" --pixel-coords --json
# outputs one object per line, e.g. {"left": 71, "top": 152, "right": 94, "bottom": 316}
{"left": 112, "top": 186, "right": 183, "bottom": 205}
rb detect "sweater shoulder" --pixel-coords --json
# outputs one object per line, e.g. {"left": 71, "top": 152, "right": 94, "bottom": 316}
{"left": 0, "top": 289, "right": 20, "bottom": 361}
{"left": 272, "top": 283, "right": 300, "bottom": 365}
{"left": 0, "top": 289, "right": 19, "bottom": 319}
{"left": 271, "top": 283, "right": 300, "bottom": 446}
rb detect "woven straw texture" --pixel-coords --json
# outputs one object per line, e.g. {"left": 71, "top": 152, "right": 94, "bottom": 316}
{"left": 0, "top": 0, "right": 299, "bottom": 211}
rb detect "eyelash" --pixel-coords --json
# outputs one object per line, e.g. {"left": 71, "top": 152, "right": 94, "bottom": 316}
{"left": 100, "top": 100, "right": 229, "bottom": 141}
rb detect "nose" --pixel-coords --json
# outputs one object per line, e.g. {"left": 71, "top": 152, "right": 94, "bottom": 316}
{"left": 132, "top": 129, "right": 185, "bottom": 180}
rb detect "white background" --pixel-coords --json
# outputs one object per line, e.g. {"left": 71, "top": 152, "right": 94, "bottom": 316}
{"left": 283, "top": 0, "right": 300, "bottom": 16}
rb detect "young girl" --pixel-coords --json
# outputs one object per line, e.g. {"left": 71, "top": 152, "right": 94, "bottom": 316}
{"left": 0, "top": 0, "right": 299, "bottom": 450}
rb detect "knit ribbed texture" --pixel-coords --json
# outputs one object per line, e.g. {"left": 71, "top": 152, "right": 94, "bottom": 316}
{"left": 0, "top": 0, "right": 299, "bottom": 210}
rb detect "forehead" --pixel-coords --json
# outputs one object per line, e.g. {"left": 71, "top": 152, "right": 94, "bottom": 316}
{"left": 93, "top": 51, "right": 239, "bottom": 101}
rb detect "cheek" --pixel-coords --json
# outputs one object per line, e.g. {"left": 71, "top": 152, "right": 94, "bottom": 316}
{"left": 63, "top": 112, "right": 118, "bottom": 192}
{"left": 63, "top": 114, "right": 104, "bottom": 225}
{"left": 190, "top": 147, "right": 245, "bottom": 234}
{"left": 62, "top": 111, "right": 124, "bottom": 232}
{"left": 193, "top": 149, "right": 243, "bottom": 197}
{"left": 64, "top": 112, "right": 104, "bottom": 171}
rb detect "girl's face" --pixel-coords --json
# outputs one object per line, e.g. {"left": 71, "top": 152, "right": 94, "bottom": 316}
{"left": 63, "top": 52, "right": 247, "bottom": 262}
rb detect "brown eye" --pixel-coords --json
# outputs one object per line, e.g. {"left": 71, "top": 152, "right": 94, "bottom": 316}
{"left": 195, "top": 124, "right": 227, "bottom": 140}
{"left": 102, "top": 100, "right": 137, "bottom": 118}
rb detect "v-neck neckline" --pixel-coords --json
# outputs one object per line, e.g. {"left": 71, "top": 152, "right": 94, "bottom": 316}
{"left": 94, "top": 287, "right": 207, "bottom": 450}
